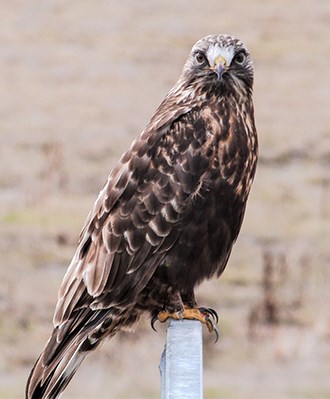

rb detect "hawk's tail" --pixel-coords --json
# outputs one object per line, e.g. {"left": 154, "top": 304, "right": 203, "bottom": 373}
{"left": 25, "top": 308, "right": 125, "bottom": 399}
{"left": 26, "top": 337, "right": 87, "bottom": 399}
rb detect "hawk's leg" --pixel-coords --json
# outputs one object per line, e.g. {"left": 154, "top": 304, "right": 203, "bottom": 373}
{"left": 180, "top": 288, "right": 197, "bottom": 309}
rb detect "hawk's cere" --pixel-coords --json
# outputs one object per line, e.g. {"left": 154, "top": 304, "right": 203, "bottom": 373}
{"left": 26, "top": 34, "right": 258, "bottom": 399}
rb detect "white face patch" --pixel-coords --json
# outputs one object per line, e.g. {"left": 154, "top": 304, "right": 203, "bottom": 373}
{"left": 206, "top": 45, "right": 235, "bottom": 67}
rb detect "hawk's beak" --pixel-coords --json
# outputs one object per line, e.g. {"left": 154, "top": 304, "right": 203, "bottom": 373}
{"left": 211, "top": 56, "right": 228, "bottom": 80}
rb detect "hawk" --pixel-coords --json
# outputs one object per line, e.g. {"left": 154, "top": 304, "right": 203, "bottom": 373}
{"left": 26, "top": 34, "right": 258, "bottom": 399}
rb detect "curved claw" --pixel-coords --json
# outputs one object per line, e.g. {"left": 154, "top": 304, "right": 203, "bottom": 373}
{"left": 213, "top": 324, "right": 220, "bottom": 343}
{"left": 198, "top": 307, "right": 220, "bottom": 342}
{"left": 204, "top": 315, "right": 220, "bottom": 343}
{"left": 199, "top": 307, "right": 219, "bottom": 324}
{"left": 207, "top": 308, "right": 219, "bottom": 324}
{"left": 151, "top": 314, "right": 158, "bottom": 331}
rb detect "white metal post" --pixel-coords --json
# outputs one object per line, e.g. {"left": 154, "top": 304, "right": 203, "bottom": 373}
{"left": 160, "top": 319, "right": 203, "bottom": 399}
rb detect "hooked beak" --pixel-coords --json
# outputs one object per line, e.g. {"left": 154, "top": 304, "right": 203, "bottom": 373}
{"left": 211, "top": 55, "right": 228, "bottom": 80}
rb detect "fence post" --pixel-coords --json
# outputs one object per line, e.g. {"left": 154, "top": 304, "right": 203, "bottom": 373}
{"left": 160, "top": 319, "right": 203, "bottom": 399}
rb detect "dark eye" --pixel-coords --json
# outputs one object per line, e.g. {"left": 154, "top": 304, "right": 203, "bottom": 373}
{"left": 234, "top": 51, "right": 246, "bottom": 65}
{"left": 195, "top": 51, "right": 207, "bottom": 64}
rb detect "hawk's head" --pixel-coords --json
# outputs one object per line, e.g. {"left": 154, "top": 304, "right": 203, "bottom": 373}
{"left": 182, "top": 34, "right": 254, "bottom": 94}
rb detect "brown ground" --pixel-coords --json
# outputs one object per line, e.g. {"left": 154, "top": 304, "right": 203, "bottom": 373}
{"left": 1, "top": 1, "right": 330, "bottom": 398}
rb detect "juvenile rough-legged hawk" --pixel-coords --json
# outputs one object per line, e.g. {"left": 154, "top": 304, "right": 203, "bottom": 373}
{"left": 26, "top": 34, "right": 258, "bottom": 399}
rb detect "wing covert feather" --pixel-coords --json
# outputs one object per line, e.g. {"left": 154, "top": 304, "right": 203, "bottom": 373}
{"left": 53, "top": 104, "right": 215, "bottom": 328}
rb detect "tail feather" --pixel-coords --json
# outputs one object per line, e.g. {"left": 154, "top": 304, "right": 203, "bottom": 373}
{"left": 26, "top": 342, "right": 86, "bottom": 399}
{"left": 26, "top": 309, "right": 115, "bottom": 399}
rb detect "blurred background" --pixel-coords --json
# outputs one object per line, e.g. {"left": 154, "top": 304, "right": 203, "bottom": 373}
{"left": 1, "top": 1, "right": 329, "bottom": 398}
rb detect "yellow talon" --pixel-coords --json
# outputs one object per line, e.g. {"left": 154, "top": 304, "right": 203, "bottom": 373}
{"left": 155, "top": 306, "right": 219, "bottom": 338}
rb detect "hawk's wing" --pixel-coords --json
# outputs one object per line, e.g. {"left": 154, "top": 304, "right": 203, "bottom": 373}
{"left": 53, "top": 100, "right": 213, "bottom": 327}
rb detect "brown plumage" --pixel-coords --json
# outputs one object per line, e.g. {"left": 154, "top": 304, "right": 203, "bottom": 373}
{"left": 26, "top": 34, "right": 258, "bottom": 399}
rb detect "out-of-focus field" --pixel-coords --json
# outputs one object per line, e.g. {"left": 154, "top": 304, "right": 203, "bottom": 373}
{"left": 1, "top": 1, "right": 330, "bottom": 398}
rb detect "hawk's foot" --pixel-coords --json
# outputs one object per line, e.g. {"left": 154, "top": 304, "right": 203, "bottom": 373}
{"left": 152, "top": 306, "right": 219, "bottom": 341}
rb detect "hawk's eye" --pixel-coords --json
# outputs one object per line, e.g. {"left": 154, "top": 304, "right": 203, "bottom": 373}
{"left": 195, "top": 51, "right": 207, "bottom": 65}
{"left": 234, "top": 51, "right": 246, "bottom": 65}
